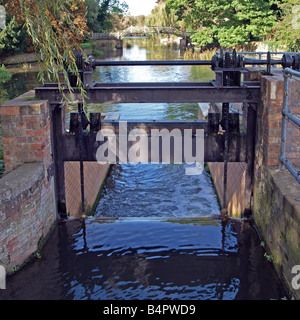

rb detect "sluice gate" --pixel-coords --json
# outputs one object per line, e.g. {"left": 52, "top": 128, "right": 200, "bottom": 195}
{"left": 34, "top": 50, "right": 300, "bottom": 216}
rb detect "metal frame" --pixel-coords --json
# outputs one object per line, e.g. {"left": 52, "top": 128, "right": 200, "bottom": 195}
{"left": 280, "top": 68, "right": 300, "bottom": 183}
{"left": 36, "top": 53, "right": 265, "bottom": 215}
{"left": 35, "top": 82, "right": 260, "bottom": 104}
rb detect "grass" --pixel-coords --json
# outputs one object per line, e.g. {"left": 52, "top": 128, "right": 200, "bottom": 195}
{"left": 23, "top": 96, "right": 41, "bottom": 101}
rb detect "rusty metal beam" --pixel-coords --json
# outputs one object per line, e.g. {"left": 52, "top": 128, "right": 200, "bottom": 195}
{"left": 35, "top": 82, "right": 260, "bottom": 104}
{"left": 62, "top": 120, "right": 247, "bottom": 163}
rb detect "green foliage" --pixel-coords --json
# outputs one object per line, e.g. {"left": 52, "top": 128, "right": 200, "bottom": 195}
{"left": 20, "top": 0, "right": 88, "bottom": 106}
{"left": 166, "top": 0, "right": 278, "bottom": 48}
{"left": 273, "top": 0, "right": 300, "bottom": 51}
{"left": 145, "top": 1, "right": 184, "bottom": 28}
{"left": 0, "top": 13, "right": 28, "bottom": 56}
{"left": 0, "top": 64, "right": 12, "bottom": 83}
{"left": 80, "top": 42, "right": 92, "bottom": 49}
{"left": 85, "top": 0, "right": 129, "bottom": 33}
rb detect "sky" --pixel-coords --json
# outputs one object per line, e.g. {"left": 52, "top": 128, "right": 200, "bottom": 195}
{"left": 125, "top": 0, "right": 158, "bottom": 16}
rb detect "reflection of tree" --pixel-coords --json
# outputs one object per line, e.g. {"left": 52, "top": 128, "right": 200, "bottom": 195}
{"left": 164, "top": 103, "right": 199, "bottom": 120}
{"left": 188, "top": 65, "right": 214, "bottom": 82}
{"left": 1, "top": 72, "right": 41, "bottom": 105}
{"left": 1, "top": 72, "right": 41, "bottom": 103}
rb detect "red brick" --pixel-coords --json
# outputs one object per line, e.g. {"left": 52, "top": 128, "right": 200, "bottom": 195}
{"left": 269, "top": 137, "right": 281, "bottom": 144}
{"left": 0, "top": 106, "right": 20, "bottom": 116}
{"left": 267, "top": 158, "right": 279, "bottom": 166}
{"left": 16, "top": 137, "right": 27, "bottom": 144}
{"left": 33, "top": 150, "right": 44, "bottom": 158}
{"left": 268, "top": 128, "right": 282, "bottom": 138}
{"left": 2, "top": 137, "right": 16, "bottom": 144}
{"left": 7, "top": 236, "right": 18, "bottom": 248}
{"left": 268, "top": 151, "right": 280, "bottom": 159}
{"left": 30, "top": 144, "right": 45, "bottom": 150}
{"left": 268, "top": 114, "right": 282, "bottom": 128}
{"left": 27, "top": 136, "right": 47, "bottom": 143}
{"left": 24, "top": 129, "right": 46, "bottom": 137}
{"left": 268, "top": 105, "right": 282, "bottom": 115}
{"left": 269, "top": 99, "right": 283, "bottom": 108}
{"left": 5, "top": 163, "right": 18, "bottom": 171}
{"left": 268, "top": 144, "right": 281, "bottom": 152}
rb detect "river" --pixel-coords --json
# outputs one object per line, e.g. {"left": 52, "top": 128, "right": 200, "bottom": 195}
{"left": 0, "top": 38, "right": 288, "bottom": 300}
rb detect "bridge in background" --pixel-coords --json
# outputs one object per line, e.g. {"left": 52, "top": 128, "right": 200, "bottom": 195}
{"left": 92, "top": 26, "right": 195, "bottom": 40}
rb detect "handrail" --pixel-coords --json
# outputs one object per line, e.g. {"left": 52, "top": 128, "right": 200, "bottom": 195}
{"left": 280, "top": 68, "right": 300, "bottom": 183}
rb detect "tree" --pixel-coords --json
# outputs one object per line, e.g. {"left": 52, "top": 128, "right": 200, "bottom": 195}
{"left": 165, "top": 0, "right": 278, "bottom": 48}
{"left": 0, "top": 13, "right": 28, "bottom": 55}
{"left": 274, "top": 0, "right": 300, "bottom": 51}
{"left": 85, "top": 0, "right": 129, "bottom": 33}
{"left": 145, "top": 1, "right": 183, "bottom": 28}
{"left": 0, "top": 0, "right": 30, "bottom": 55}
{"left": 7, "top": 0, "right": 89, "bottom": 105}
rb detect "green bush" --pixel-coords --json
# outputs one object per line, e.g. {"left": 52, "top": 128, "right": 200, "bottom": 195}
{"left": 0, "top": 14, "right": 29, "bottom": 56}
{"left": 80, "top": 42, "right": 92, "bottom": 49}
{"left": 0, "top": 64, "right": 12, "bottom": 84}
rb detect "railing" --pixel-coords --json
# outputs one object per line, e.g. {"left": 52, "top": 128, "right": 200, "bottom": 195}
{"left": 280, "top": 68, "right": 300, "bottom": 183}
{"left": 92, "top": 26, "right": 195, "bottom": 40}
{"left": 91, "top": 32, "right": 119, "bottom": 40}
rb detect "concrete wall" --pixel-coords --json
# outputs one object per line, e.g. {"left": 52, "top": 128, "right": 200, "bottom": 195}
{"left": 253, "top": 72, "right": 300, "bottom": 299}
{"left": 0, "top": 91, "right": 57, "bottom": 273}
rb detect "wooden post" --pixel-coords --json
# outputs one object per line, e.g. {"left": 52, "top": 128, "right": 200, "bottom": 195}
{"left": 51, "top": 104, "right": 67, "bottom": 216}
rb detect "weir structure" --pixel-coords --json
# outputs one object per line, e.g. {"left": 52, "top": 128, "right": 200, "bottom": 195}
{"left": 34, "top": 50, "right": 298, "bottom": 217}
{"left": 1, "top": 51, "right": 299, "bottom": 298}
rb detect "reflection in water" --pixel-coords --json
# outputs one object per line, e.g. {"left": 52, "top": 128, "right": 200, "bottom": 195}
{"left": 0, "top": 71, "right": 41, "bottom": 105}
{"left": 0, "top": 218, "right": 287, "bottom": 300}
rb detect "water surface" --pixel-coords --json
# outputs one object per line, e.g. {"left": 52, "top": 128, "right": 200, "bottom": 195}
{"left": 0, "top": 218, "right": 287, "bottom": 300}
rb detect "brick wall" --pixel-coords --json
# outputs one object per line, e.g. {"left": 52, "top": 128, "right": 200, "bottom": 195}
{"left": 0, "top": 91, "right": 57, "bottom": 273}
{"left": 256, "top": 74, "right": 284, "bottom": 168}
{"left": 254, "top": 72, "right": 300, "bottom": 299}
{"left": 0, "top": 163, "right": 56, "bottom": 273}
{"left": 0, "top": 91, "right": 52, "bottom": 171}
